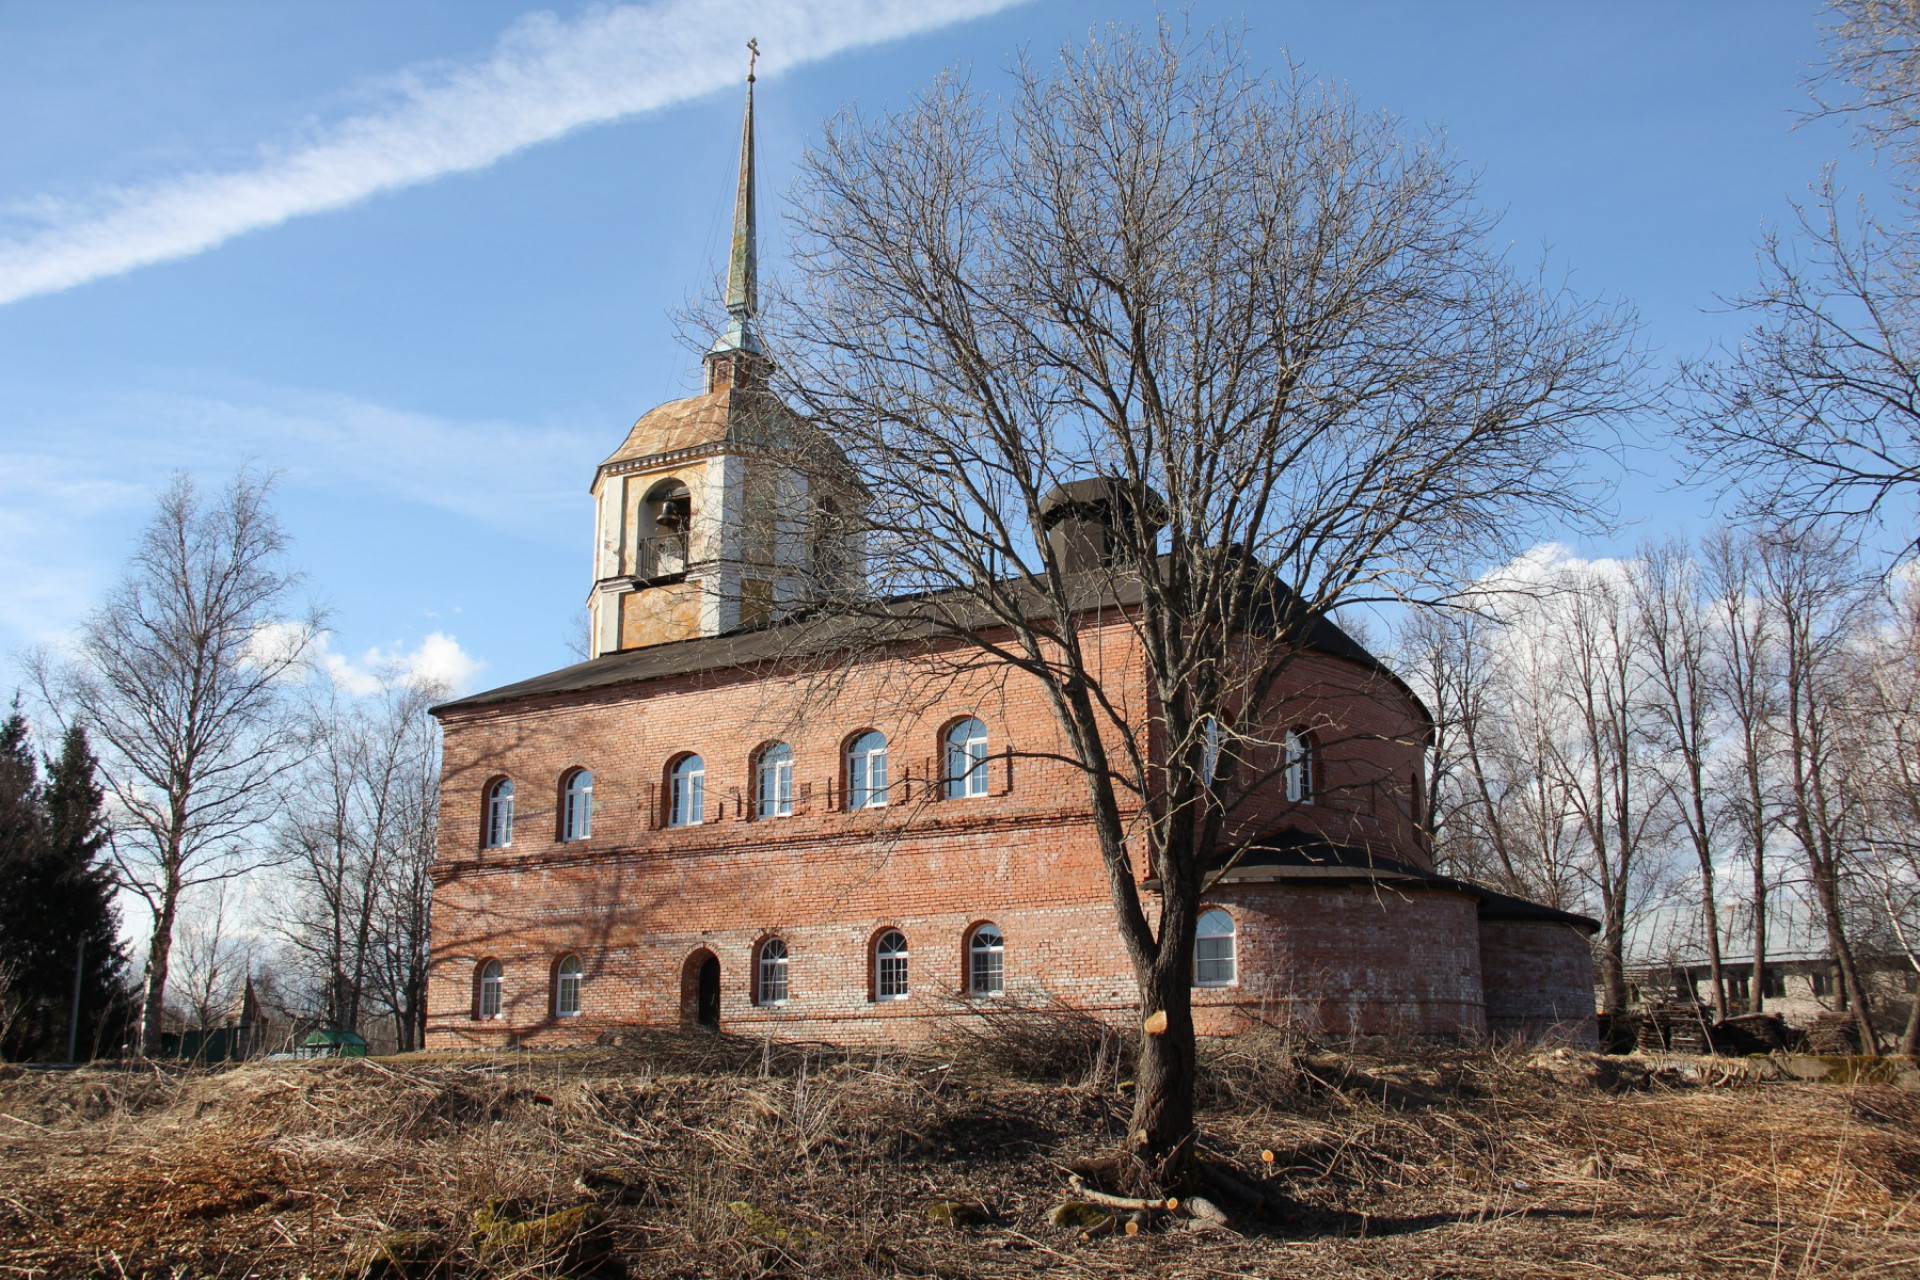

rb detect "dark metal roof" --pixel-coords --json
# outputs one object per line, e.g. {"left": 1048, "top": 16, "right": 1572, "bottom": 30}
{"left": 432, "top": 567, "right": 1404, "bottom": 717}
{"left": 1183, "top": 827, "right": 1600, "bottom": 934}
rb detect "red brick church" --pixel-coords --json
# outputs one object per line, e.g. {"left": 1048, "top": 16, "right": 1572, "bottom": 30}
{"left": 423, "top": 74, "right": 1597, "bottom": 1051}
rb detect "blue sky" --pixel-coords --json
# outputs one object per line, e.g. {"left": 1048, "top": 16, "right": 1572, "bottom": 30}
{"left": 0, "top": 1, "right": 1881, "bottom": 698}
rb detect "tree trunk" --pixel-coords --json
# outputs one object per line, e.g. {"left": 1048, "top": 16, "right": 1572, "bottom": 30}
{"left": 140, "top": 877, "right": 180, "bottom": 1057}
{"left": 1128, "top": 956, "right": 1197, "bottom": 1188}
{"left": 1746, "top": 750, "right": 1770, "bottom": 1014}
{"left": 1809, "top": 872, "right": 1880, "bottom": 1050}
{"left": 1898, "top": 982, "right": 1919, "bottom": 1057}
{"left": 1698, "top": 861, "right": 1727, "bottom": 1021}
{"left": 1598, "top": 890, "right": 1630, "bottom": 1014}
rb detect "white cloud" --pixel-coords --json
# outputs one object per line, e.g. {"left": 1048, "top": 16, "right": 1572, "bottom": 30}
{"left": 313, "top": 629, "right": 487, "bottom": 697}
{"left": 6, "top": 381, "right": 593, "bottom": 540}
{"left": 0, "top": 0, "right": 1020, "bottom": 306}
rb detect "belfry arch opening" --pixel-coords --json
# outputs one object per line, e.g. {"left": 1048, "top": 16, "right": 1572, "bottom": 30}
{"left": 641, "top": 480, "right": 692, "bottom": 578}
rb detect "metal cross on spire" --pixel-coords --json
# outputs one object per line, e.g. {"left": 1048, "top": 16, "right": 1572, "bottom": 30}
{"left": 711, "top": 36, "right": 764, "bottom": 359}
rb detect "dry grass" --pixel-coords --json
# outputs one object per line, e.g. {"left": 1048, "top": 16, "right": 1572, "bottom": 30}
{"left": 0, "top": 1033, "right": 1914, "bottom": 1279}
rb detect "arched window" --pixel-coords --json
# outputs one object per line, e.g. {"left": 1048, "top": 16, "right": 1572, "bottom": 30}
{"left": 1194, "top": 909, "right": 1236, "bottom": 987}
{"left": 1200, "top": 715, "right": 1223, "bottom": 788}
{"left": 968, "top": 923, "right": 1004, "bottom": 996}
{"left": 554, "top": 954, "right": 584, "bottom": 1016}
{"left": 945, "top": 718, "right": 989, "bottom": 800}
{"left": 670, "top": 754, "right": 706, "bottom": 827}
{"left": 875, "top": 929, "right": 909, "bottom": 1000}
{"left": 812, "top": 493, "right": 849, "bottom": 587}
{"left": 1284, "top": 730, "right": 1315, "bottom": 804}
{"left": 476, "top": 959, "right": 502, "bottom": 1020}
{"left": 757, "top": 743, "right": 794, "bottom": 819}
{"left": 484, "top": 778, "right": 514, "bottom": 848}
{"left": 757, "top": 938, "right": 790, "bottom": 1005}
{"left": 562, "top": 769, "right": 593, "bottom": 841}
{"left": 847, "top": 731, "right": 888, "bottom": 810}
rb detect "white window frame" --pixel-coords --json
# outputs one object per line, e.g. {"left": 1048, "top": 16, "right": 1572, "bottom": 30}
{"left": 757, "top": 743, "right": 794, "bottom": 819}
{"left": 1284, "top": 730, "right": 1314, "bottom": 804}
{"left": 1194, "top": 908, "right": 1236, "bottom": 988}
{"left": 875, "top": 930, "right": 909, "bottom": 1001}
{"left": 848, "top": 731, "right": 888, "bottom": 810}
{"left": 477, "top": 960, "right": 502, "bottom": 1020}
{"left": 485, "top": 779, "right": 514, "bottom": 848}
{"left": 555, "top": 955, "right": 584, "bottom": 1016}
{"left": 670, "top": 754, "right": 706, "bottom": 827}
{"left": 969, "top": 924, "right": 1005, "bottom": 996}
{"left": 563, "top": 769, "right": 593, "bottom": 841}
{"left": 757, "top": 938, "right": 790, "bottom": 1005}
{"left": 946, "top": 718, "right": 990, "bottom": 800}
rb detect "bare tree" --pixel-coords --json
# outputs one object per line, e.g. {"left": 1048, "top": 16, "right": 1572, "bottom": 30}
{"left": 1393, "top": 609, "right": 1486, "bottom": 876}
{"left": 169, "top": 880, "right": 250, "bottom": 1034}
{"left": 1760, "top": 524, "right": 1881, "bottom": 1048}
{"left": 1546, "top": 566, "right": 1670, "bottom": 1015}
{"left": 1682, "top": 187, "right": 1920, "bottom": 549}
{"left": 773, "top": 24, "right": 1642, "bottom": 1180}
{"left": 1634, "top": 539, "right": 1731, "bottom": 1019}
{"left": 1412, "top": 594, "right": 1588, "bottom": 911}
{"left": 278, "top": 677, "right": 442, "bottom": 1042}
{"left": 1812, "top": 0, "right": 1920, "bottom": 197}
{"left": 1683, "top": 4, "right": 1920, "bottom": 550}
{"left": 35, "top": 473, "right": 315, "bottom": 1055}
{"left": 1838, "top": 565, "right": 1920, "bottom": 1051}
{"left": 1703, "top": 528, "right": 1785, "bottom": 1014}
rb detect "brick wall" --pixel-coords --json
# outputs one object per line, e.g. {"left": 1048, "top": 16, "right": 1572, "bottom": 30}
{"left": 1479, "top": 918, "right": 1598, "bottom": 1043}
{"left": 426, "top": 620, "right": 1486, "bottom": 1048}
{"left": 1193, "top": 883, "right": 1488, "bottom": 1037}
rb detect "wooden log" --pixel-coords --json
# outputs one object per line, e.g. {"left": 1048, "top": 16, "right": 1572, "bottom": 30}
{"left": 1067, "top": 1176, "right": 1177, "bottom": 1211}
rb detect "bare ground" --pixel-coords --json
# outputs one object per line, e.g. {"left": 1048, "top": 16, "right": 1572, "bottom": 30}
{"left": 0, "top": 1029, "right": 1914, "bottom": 1279}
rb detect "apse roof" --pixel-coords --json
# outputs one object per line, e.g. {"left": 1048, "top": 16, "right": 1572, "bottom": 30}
{"left": 1189, "top": 827, "right": 1602, "bottom": 934}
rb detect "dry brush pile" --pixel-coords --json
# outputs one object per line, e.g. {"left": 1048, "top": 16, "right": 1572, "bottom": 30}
{"left": 0, "top": 1024, "right": 1915, "bottom": 1279}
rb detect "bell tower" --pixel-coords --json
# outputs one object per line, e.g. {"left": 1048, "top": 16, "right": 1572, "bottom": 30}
{"left": 585, "top": 46, "right": 859, "bottom": 659}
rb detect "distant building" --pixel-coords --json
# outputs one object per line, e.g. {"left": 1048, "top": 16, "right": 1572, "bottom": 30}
{"left": 421, "top": 72, "right": 1599, "bottom": 1050}
{"left": 1625, "top": 894, "right": 1917, "bottom": 1025}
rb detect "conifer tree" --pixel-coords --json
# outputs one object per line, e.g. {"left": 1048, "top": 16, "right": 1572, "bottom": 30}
{"left": 41, "top": 725, "right": 127, "bottom": 1058}
{"left": 0, "top": 708, "right": 48, "bottom": 1058}
{"left": 0, "top": 714, "right": 126, "bottom": 1061}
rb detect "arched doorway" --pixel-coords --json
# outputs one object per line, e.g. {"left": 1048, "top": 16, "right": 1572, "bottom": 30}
{"left": 697, "top": 956, "right": 721, "bottom": 1028}
{"left": 682, "top": 948, "right": 721, "bottom": 1029}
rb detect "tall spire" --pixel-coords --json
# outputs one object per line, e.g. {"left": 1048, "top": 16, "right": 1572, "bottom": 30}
{"left": 710, "top": 38, "right": 764, "bottom": 361}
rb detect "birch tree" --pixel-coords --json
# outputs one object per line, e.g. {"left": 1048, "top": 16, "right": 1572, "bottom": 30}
{"left": 36, "top": 473, "right": 315, "bottom": 1055}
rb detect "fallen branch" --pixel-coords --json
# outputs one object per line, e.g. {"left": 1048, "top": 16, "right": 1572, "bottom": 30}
{"left": 1067, "top": 1176, "right": 1177, "bottom": 1211}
